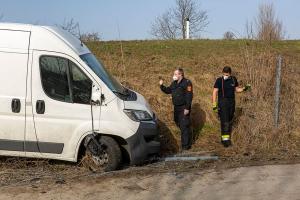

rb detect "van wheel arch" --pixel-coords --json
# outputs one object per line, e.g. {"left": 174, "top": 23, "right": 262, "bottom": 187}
{"left": 77, "top": 133, "right": 130, "bottom": 168}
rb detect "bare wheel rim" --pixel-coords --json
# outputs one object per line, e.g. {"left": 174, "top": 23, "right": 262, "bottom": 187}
{"left": 83, "top": 150, "right": 110, "bottom": 171}
{"left": 91, "top": 151, "right": 109, "bottom": 166}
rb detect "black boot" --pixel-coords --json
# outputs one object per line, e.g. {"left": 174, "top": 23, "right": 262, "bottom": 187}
{"left": 222, "top": 140, "right": 232, "bottom": 148}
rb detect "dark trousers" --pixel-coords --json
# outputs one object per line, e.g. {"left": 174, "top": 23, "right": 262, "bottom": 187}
{"left": 174, "top": 105, "right": 192, "bottom": 149}
{"left": 219, "top": 98, "right": 235, "bottom": 139}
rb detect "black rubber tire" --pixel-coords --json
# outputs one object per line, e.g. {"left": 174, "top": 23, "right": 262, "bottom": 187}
{"left": 101, "top": 136, "right": 122, "bottom": 171}
{"left": 84, "top": 136, "right": 122, "bottom": 172}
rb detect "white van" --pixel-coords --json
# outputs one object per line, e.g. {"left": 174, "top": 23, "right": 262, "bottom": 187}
{"left": 0, "top": 23, "right": 160, "bottom": 171}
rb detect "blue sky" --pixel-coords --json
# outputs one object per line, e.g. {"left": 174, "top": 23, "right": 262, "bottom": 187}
{"left": 0, "top": 0, "right": 299, "bottom": 40}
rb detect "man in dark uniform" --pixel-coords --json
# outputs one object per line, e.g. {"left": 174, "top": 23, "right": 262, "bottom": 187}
{"left": 212, "top": 66, "right": 251, "bottom": 147}
{"left": 160, "top": 68, "right": 193, "bottom": 151}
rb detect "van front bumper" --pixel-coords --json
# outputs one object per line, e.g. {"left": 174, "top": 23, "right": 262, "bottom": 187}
{"left": 125, "top": 120, "right": 160, "bottom": 165}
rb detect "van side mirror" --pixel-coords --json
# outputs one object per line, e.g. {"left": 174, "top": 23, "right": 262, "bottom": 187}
{"left": 91, "top": 84, "right": 101, "bottom": 105}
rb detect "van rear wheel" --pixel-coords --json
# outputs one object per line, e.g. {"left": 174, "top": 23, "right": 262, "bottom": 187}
{"left": 82, "top": 136, "right": 122, "bottom": 172}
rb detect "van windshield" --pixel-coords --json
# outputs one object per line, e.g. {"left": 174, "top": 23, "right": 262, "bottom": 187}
{"left": 80, "top": 53, "right": 128, "bottom": 96}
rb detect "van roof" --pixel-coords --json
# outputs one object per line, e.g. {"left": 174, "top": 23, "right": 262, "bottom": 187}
{"left": 0, "top": 22, "right": 90, "bottom": 55}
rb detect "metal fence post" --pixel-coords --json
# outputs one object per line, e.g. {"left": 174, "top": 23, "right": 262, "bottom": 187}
{"left": 274, "top": 55, "right": 282, "bottom": 128}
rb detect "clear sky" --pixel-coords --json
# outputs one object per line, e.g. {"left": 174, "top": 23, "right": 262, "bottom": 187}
{"left": 0, "top": 0, "right": 299, "bottom": 40}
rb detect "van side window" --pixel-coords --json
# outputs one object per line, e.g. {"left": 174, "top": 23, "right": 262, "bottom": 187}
{"left": 40, "top": 56, "right": 92, "bottom": 104}
{"left": 40, "top": 56, "right": 72, "bottom": 102}
{"left": 70, "top": 61, "right": 92, "bottom": 104}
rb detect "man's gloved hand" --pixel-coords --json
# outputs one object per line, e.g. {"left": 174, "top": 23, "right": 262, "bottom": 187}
{"left": 244, "top": 84, "right": 251, "bottom": 92}
{"left": 213, "top": 102, "right": 218, "bottom": 113}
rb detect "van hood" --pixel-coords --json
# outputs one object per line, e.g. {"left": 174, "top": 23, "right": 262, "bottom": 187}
{"left": 123, "top": 92, "right": 154, "bottom": 118}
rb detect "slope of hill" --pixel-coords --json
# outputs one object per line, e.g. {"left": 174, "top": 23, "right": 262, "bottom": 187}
{"left": 86, "top": 40, "right": 300, "bottom": 160}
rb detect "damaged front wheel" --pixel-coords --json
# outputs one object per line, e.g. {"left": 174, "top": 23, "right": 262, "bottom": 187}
{"left": 82, "top": 136, "right": 122, "bottom": 172}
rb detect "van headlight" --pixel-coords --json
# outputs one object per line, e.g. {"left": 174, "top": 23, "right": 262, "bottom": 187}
{"left": 123, "top": 109, "right": 153, "bottom": 122}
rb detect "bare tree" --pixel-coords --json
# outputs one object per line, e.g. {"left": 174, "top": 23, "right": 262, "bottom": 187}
{"left": 80, "top": 32, "right": 101, "bottom": 42}
{"left": 223, "top": 31, "right": 235, "bottom": 40}
{"left": 58, "top": 18, "right": 101, "bottom": 42}
{"left": 245, "top": 20, "right": 255, "bottom": 39}
{"left": 59, "top": 18, "right": 80, "bottom": 38}
{"left": 150, "top": 0, "right": 208, "bottom": 39}
{"left": 173, "top": 0, "right": 209, "bottom": 39}
{"left": 151, "top": 10, "right": 177, "bottom": 40}
{"left": 255, "top": 3, "right": 285, "bottom": 41}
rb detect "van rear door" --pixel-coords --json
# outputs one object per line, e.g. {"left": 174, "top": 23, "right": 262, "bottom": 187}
{"left": 0, "top": 29, "right": 30, "bottom": 156}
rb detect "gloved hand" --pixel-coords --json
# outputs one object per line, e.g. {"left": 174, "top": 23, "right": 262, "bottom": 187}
{"left": 212, "top": 102, "right": 218, "bottom": 113}
{"left": 244, "top": 84, "right": 251, "bottom": 91}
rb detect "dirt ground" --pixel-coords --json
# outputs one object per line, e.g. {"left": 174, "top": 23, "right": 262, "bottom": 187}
{"left": 0, "top": 153, "right": 299, "bottom": 200}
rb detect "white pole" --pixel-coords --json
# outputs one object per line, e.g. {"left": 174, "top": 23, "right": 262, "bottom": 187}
{"left": 185, "top": 18, "right": 190, "bottom": 39}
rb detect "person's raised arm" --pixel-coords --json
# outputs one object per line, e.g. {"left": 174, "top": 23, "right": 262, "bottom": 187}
{"left": 236, "top": 83, "right": 251, "bottom": 93}
{"left": 159, "top": 79, "right": 172, "bottom": 94}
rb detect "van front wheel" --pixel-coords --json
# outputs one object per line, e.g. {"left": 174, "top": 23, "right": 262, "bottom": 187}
{"left": 82, "top": 136, "right": 122, "bottom": 172}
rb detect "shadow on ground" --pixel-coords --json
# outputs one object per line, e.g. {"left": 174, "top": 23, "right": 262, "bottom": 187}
{"left": 191, "top": 103, "right": 206, "bottom": 144}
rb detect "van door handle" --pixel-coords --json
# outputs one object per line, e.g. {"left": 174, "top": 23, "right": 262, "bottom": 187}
{"left": 36, "top": 100, "right": 45, "bottom": 114}
{"left": 11, "top": 98, "right": 21, "bottom": 113}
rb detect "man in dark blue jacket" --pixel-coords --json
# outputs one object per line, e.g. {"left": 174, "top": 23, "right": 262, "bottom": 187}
{"left": 160, "top": 68, "right": 193, "bottom": 151}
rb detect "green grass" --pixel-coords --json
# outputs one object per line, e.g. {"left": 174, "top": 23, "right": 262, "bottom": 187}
{"left": 87, "top": 39, "right": 300, "bottom": 59}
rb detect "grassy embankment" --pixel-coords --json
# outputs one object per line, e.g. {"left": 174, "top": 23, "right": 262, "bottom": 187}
{"left": 87, "top": 39, "right": 300, "bottom": 160}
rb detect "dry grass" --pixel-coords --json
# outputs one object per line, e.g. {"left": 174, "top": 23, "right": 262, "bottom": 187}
{"left": 230, "top": 42, "right": 298, "bottom": 158}
{"left": 0, "top": 157, "right": 88, "bottom": 187}
{"left": 87, "top": 39, "right": 300, "bottom": 159}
